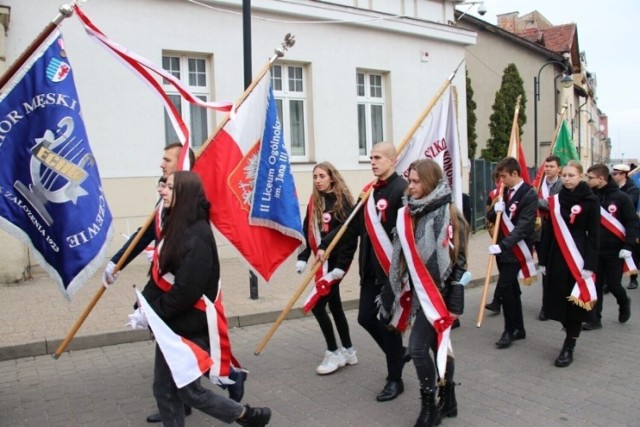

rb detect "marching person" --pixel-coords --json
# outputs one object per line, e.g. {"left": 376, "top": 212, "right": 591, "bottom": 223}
{"left": 137, "top": 171, "right": 271, "bottom": 426}
{"left": 611, "top": 163, "right": 640, "bottom": 290}
{"left": 386, "top": 159, "right": 468, "bottom": 427}
{"left": 485, "top": 157, "right": 537, "bottom": 349}
{"left": 297, "top": 162, "right": 358, "bottom": 375}
{"left": 583, "top": 163, "right": 634, "bottom": 330}
{"left": 319, "top": 141, "right": 408, "bottom": 402}
{"left": 539, "top": 161, "right": 600, "bottom": 367}
{"left": 534, "top": 155, "right": 564, "bottom": 321}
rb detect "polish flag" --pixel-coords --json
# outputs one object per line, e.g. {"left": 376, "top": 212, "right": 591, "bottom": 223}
{"left": 135, "top": 289, "right": 213, "bottom": 388}
{"left": 194, "top": 76, "right": 304, "bottom": 281}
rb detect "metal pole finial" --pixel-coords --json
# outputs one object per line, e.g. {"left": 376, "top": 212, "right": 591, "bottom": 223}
{"left": 275, "top": 33, "right": 295, "bottom": 58}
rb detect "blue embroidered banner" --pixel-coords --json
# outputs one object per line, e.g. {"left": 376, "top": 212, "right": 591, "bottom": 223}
{"left": 0, "top": 31, "right": 112, "bottom": 298}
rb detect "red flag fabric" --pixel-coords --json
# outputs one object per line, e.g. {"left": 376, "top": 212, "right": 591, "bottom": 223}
{"left": 194, "top": 77, "right": 304, "bottom": 281}
{"left": 517, "top": 139, "right": 531, "bottom": 184}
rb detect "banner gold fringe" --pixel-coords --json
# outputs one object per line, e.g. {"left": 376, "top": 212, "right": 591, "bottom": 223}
{"left": 567, "top": 296, "right": 596, "bottom": 311}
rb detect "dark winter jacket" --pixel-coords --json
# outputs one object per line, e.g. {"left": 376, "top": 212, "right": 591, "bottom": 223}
{"left": 592, "top": 177, "right": 638, "bottom": 256}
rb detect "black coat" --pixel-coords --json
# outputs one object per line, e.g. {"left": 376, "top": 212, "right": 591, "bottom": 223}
{"left": 142, "top": 219, "right": 219, "bottom": 338}
{"left": 620, "top": 179, "right": 640, "bottom": 210}
{"left": 321, "top": 172, "right": 407, "bottom": 285}
{"left": 485, "top": 182, "right": 537, "bottom": 264}
{"left": 593, "top": 177, "right": 638, "bottom": 257}
{"left": 539, "top": 182, "right": 600, "bottom": 322}
{"left": 298, "top": 192, "right": 357, "bottom": 272}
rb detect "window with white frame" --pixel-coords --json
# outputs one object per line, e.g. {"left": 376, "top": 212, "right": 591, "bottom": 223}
{"left": 270, "top": 63, "right": 308, "bottom": 160}
{"left": 161, "top": 53, "right": 211, "bottom": 149}
{"left": 356, "top": 71, "right": 386, "bottom": 157}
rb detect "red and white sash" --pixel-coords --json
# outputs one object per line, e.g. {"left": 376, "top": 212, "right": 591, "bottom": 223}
{"left": 499, "top": 211, "right": 537, "bottom": 285}
{"left": 397, "top": 207, "right": 454, "bottom": 380}
{"left": 548, "top": 195, "right": 597, "bottom": 310}
{"left": 600, "top": 207, "right": 638, "bottom": 275}
{"left": 363, "top": 182, "right": 411, "bottom": 330}
{"left": 302, "top": 198, "right": 342, "bottom": 312}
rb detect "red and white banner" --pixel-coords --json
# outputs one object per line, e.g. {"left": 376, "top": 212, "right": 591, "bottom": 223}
{"left": 600, "top": 207, "right": 638, "bottom": 274}
{"left": 395, "top": 87, "right": 463, "bottom": 208}
{"left": 194, "top": 77, "right": 304, "bottom": 281}
{"left": 500, "top": 212, "right": 537, "bottom": 284}
{"left": 302, "top": 199, "right": 331, "bottom": 312}
{"left": 204, "top": 290, "right": 243, "bottom": 385}
{"left": 548, "top": 195, "right": 597, "bottom": 309}
{"left": 396, "top": 207, "right": 454, "bottom": 380}
{"left": 136, "top": 289, "right": 213, "bottom": 389}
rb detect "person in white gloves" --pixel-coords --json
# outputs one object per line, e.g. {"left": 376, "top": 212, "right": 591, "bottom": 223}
{"left": 583, "top": 163, "right": 635, "bottom": 330}
{"left": 485, "top": 157, "right": 538, "bottom": 350}
{"left": 538, "top": 160, "right": 600, "bottom": 367}
{"left": 297, "top": 162, "right": 358, "bottom": 375}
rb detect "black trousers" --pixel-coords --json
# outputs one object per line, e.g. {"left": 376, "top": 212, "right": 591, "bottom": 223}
{"left": 590, "top": 256, "right": 629, "bottom": 322}
{"left": 311, "top": 281, "right": 352, "bottom": 352}
{"left": 496, "top": 261, "right": 525, "bottom": 333}
{"left": 358, "top": 279, "right": 404, "bottom": 381}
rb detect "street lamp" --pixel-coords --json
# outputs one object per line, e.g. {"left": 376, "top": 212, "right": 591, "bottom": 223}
{"left": 533, "top": 61, "right": 573, "bottom": 166}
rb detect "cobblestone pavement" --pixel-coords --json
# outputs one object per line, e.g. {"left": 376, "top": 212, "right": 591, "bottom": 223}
{"left": 1, "top": 278, "right": 639, "bottom": 426}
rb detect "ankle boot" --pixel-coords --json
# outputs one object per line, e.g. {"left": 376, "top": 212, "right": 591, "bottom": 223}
{"left": 414, "top": 388, "right": 439, "bottom": 427}
{"left": 437, "top": 382, "right": 458, "bottom": 420}
{"left": 554, "top": 338, "right": 575, "bottom": 368}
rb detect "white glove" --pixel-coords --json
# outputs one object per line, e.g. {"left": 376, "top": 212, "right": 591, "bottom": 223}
{"left": 295, "top": 260, "right": 307, "bottom": 274}
{"left": 494, "top": 201, "right": 505, "bottom": 213}
{"left": 581, "top": 270, "right": 594, "bottom": 280}
{"left": 619, "top": 249, "right": 633, "bottom": 259}
{"left": 329, "top": 268, "right": 345, "bottom": 281}
{"left": 488, "top": 245, "right": 502, "bottom": 255}
{"left": 145, "top": 249, "right": 154, "bottom": 263}
{"left": 125, "top": 308, "right": 148, "bottom": 330}
{"left": 539, "top": 266, "right": 546, "bottom": 275}
{"left": 102, "top": 261, "right": 119, "bottom": 287}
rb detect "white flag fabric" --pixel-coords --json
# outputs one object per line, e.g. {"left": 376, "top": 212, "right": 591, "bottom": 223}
{"left": 395, "top": 86, "right": 463, "bottom": 208}
{"left": 135, "top": 289, "right": 213, "bottom": 388}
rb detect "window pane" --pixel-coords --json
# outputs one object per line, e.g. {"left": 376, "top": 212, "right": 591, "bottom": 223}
{"left": 162, "top": 56, "right": 180, "bottom": 84}
{"left": 164, "top": 95, "right": 182, "bottom": 145}
{"left": 371, "top": 105, "right": 383, "bottom": 144}
{"left": 357, "top": 73, "right": 365, "bottom": 97}
{"left": 358, "top": 104, "right": 366, "bottom": 156}
{"left": 288, "top": 66, "right": 303, "bottom": 92}
{"left": 188, "top": 58, "right": 206, "bottom": 87}
{"left": 369, "top": 74, "right": 382, "bottom": 98}
{"left": 276, "top": 99, "right": 284, "bottom": 131}
{"left": 190, "top": 96, "right": 208, "bottom": 148}
{"left": 289, "top": 100, "right": 305, "bottom": 156}
{"left": 271, "top": 65, "right": 282, "bottom": 91}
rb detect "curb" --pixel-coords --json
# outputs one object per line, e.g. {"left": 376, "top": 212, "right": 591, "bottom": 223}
{"left": 0, "top": 276, "right": 496, "bottom": 361}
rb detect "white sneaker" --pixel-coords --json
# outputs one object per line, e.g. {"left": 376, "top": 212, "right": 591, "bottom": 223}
{"left": 341, "top": 347, "right": 358, "bottom": 366}
{"left": 316, "top": 350, "right": 346, "bottom": 375}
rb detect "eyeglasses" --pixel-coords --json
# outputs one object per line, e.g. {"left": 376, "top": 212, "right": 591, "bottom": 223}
{"left": 611, "top": 172, "right": 621, "bottom": 175}
{"left": 586, "top": 175, "right": 597, "bottom": 180}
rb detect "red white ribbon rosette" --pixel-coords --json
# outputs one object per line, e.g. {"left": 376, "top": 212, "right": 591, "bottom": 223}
{"left": 322, "top": 212, "right": 331, "bottom": 233}
{"left": 569, "top": 205, "right": 582, "bottom": 224}
{"left": 607, "top": 204, "right": 617, "bottom": 215}
{"left": 376, "top": 198, "right": 389, "bottom": 222}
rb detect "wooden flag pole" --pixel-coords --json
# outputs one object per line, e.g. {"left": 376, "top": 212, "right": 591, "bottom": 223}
{"left": 0, "top": 5, "right": 73, "bottom": 91}
{"left": 53, "top": 34, "right": 295, "bottom": 358}
{"left": 476, "top": 95, "right": 521, "bottom": 328}
{"left": 254, "top": 59, "right": 465, "bottom": 355}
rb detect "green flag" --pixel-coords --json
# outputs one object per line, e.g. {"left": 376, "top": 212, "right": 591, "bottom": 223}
{"left": 552, "top": 120, "right": 579, "bottom": 165}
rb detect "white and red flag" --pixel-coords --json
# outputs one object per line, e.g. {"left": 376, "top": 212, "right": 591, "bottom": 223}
{"left": 135, "top": 289, "right": 213, "bottom": 389}
{"left": 194, "top": 76, "right": 305, "bottom": 281}
{"left": 395, "top": 86, "right": 463, "bottom": 208}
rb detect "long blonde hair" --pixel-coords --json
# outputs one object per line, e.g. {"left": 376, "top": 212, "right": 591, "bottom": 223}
{"left": 311, "top": 162, "right": 354, "bottom": 227}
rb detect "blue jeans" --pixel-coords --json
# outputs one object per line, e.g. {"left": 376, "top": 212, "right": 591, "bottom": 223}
{"left": 153, "top": 343, "right": 244, "bottom": 426}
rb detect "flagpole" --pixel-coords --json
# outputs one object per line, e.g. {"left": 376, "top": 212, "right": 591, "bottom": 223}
{"left": 254, "top": 59, "right": 466, "bottom": 355}
{"left": 53, "top": 33, "right": 296, "bottom": 359}
{"left": 476, "top": 95, "right": 522, "bottom": 328}
{"left": 532, "top": 104, "right": 569, "bottom": 193}
{"left": 0, "top": 4, "right": 73, "bottom": 91}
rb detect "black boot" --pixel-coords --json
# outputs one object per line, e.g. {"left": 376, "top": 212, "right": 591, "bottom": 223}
{"left": 554, "top": 338, "right": 575, "bottom": 368}
{"left": 414, "top": 388, "right": 439, "bottom": 427}
{"left": 619, "top": 297, "right": 631, "bottom": 323}
{"left": 437, "top": 382, "right": 458, "bottom": 421}
{"left": 236, "top": 405, "right": 271, "bottom": 427}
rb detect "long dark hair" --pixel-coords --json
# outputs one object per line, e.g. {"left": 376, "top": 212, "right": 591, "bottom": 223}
{"left": 159, "top": 171, "right": 211, "bottom": 274}
{"left": 311, "top": 162, "right": 354, "bottom": 226}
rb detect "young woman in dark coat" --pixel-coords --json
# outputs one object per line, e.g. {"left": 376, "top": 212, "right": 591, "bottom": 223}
{"left": 539, "top": 161, "right": 600, "bottom": 367}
